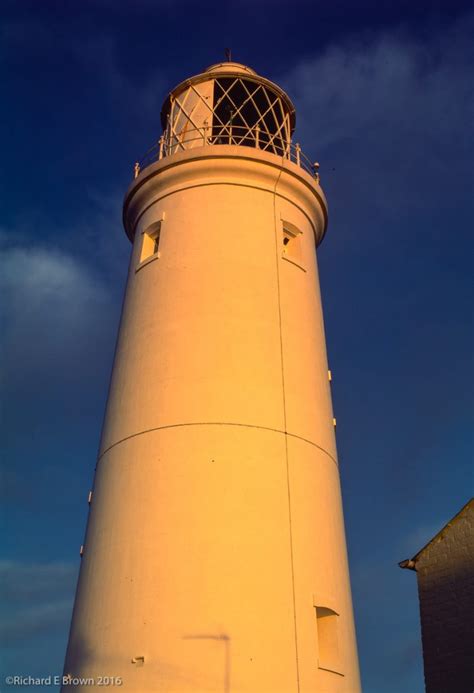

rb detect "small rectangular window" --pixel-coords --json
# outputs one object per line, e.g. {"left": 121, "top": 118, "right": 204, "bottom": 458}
{"left": 137, "top": 212, "right": 165, "bottom": 269}
{"left": 140, "top": 220, "right": 163, "bottom": 264}
{"left": 315, "top": 606, "right": 342, "bottom": 674}
{"left": 281, "top": 220, "right": 304, "bottom": 269}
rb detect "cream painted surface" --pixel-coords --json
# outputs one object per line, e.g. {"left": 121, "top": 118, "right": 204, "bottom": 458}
{"left": 63, "top": 142, "right": 360, "bottom": 690}
{"left": 205, "top": 62, "right": 258, "bottom": 75}
{"left": 66, "top": 427, "right": 297, "bottom": 692}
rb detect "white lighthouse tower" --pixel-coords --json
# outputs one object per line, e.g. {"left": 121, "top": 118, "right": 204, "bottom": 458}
{"left": 63, "top": 62, "right": 361, "bottom": 692}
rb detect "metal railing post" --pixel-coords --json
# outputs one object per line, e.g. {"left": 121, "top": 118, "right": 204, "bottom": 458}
{"left": 133, "top": 128, "right": 314, "bottom": 180}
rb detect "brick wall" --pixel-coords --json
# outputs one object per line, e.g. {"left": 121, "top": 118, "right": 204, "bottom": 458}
{"left": 415, "top": 504, "right": 473, "bottom": 693}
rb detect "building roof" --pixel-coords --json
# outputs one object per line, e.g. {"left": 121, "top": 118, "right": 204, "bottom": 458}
{"left": 399, "top": 497, "right": 473, "bottom": 571}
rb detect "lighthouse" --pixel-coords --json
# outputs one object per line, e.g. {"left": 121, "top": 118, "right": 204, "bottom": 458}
{"left": 63, "top": 62, "right": 361, "bottom": 692}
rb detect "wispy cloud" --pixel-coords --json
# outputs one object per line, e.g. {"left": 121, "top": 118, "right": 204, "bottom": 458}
{"left": 0, "top": 561, "right": 77, "bottom": 647}
{"left": 0, "top": 223, "right": 125, "bottom": 465}
{"left": 0, "top": 243, "right": 113, "bottom": 379}
{"left": 278, "top": 14, "right": 474, "bottom": 516}
{"left": 0, "top": 185, "right": 131, "bottom": 387}
{"left": 0, "top": 560, "right": 77, "bottom": 603}
{"left": 281, "top": 13, "right": 474, "bottom": 218}
{"left": 1, "top": 600, "right": 73, "bottom": 646}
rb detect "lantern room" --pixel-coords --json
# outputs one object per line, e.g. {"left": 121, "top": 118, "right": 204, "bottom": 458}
{"left": 160, "top": 62, "right": 296, "bottom": 157}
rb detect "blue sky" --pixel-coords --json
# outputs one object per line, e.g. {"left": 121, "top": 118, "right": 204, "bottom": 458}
{"left": 1, "top": 1, "right": 473, "bottom": 691}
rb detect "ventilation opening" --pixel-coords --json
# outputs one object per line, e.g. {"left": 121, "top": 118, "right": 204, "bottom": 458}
{"left": 140, "top": 221, "right": 162, "bottom": 263}
{"left": 315, "top": 606, "right": 341, "bottom": 674}
{"left": 281, "top": 221, "right": 303, "bottom": 266}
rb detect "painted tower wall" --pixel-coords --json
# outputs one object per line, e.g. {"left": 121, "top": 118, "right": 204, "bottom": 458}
{"left": 63, "top": 147, "right": 360, "bottom": 692}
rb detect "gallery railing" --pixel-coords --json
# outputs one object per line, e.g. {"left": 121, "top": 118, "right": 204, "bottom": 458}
{"left": 133, "top": 125, "right": 320, "bottom": 180}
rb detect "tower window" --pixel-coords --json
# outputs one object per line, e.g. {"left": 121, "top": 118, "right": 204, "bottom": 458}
{"left": 281, "top": 220, "right": 304, "bottom": 268}
{"left": 315, "top": 606, "right": 342, "bottom": 674}
{"left": 140, "top": 220, "right": 163, "bottom": 264}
